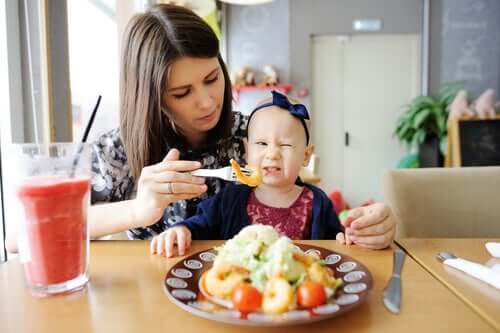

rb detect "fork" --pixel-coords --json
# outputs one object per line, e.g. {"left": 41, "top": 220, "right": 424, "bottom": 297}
{"left": 191, "top": 166, "right": 252, "bottom": 182}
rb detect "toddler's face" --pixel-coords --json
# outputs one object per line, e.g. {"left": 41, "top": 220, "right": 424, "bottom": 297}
{"left": 246, "top": 107, "right": 312, "bottom": 188}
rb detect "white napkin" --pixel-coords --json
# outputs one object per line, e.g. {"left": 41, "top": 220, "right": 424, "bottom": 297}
{"left": 444, "top": 258, "right": 500, "bottom": 290}
{"left": 485, "top": 242, "right": 500, "bottom": 258}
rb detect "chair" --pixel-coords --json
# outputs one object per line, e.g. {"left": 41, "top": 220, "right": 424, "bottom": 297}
{"left": 383, "top": 167, "right": 500, "bottom": 238}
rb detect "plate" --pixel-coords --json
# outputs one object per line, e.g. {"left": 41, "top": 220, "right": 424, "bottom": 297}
{"left": 164, "top": 244, "right": 373, "bottom": 326}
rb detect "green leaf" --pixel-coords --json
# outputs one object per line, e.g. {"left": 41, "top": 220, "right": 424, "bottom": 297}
{"left": 412, "top": 108, "right": 431, "bottom": 128}
{"left": 439, "top": 81, "right": 465, "bottom": 105}
{"left": 416, "top": 129, "right": 427, "bottom": 144}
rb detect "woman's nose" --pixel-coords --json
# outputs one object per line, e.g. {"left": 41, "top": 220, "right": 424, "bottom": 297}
{"left": 196, "top": 88, "right": 213, "bottom": 109}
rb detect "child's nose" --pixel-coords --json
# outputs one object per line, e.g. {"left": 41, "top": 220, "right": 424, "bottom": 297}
{"left": 265, "top": 146, "right": 281, "bottom": 160}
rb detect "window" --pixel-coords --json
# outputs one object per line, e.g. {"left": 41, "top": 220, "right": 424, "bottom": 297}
{"left": 68, "top": 0, "right": 120, "bottom": 142}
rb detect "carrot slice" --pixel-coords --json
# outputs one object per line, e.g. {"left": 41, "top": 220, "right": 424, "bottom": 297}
{"left": 230, "top": 159, "right": 262, "bottom": 187}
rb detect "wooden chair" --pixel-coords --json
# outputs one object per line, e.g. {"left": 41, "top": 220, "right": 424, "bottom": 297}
{"left": 383, "top": 167, "right": 500, "bottom": 238}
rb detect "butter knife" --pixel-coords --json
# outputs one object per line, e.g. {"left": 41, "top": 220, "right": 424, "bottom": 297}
{"left": 383, "top": 249, "right": 406, "bottom": 314}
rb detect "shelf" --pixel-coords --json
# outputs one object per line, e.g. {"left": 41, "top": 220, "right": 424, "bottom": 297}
{"left": 232, "top": 83, "right": 293, "bottom": 103}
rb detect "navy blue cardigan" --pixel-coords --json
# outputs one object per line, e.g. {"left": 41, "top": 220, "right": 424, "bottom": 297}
{"left": 177, "top": 183, "right": 342, "bottom": 240}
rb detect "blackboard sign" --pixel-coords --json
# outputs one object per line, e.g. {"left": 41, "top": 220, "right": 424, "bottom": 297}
{"left": 459, "top": 119, "right": 500, "bottom": 166}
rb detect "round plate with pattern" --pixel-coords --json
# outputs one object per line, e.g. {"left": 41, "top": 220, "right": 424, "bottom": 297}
{"left": 164, "top": 244, "right": 372, "bottom": 326}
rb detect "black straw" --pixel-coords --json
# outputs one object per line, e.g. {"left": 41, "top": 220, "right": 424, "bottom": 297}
{"left": 69, "top": 95, "right": 102, "bottom": 177}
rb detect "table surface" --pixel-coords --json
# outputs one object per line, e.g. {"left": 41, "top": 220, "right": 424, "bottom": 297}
{"left": 0, "top": 240, "right": 495, "bottom": 333}
{"left": 397, "top": 238, "right": 500, "bottom": 332}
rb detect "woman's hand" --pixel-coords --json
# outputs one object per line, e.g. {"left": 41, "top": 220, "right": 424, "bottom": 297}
{"left": 132, "top": 148, "right": 207, "bottom": 228}
{"left": 336, "top": 202, "right": 396, "bottom": 250}
{"left": 150, "top": 226, "right": 192, "bottom": 257}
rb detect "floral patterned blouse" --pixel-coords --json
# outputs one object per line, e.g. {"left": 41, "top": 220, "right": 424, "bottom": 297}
{"left": 91, "top": 112, "right": 248, "bottom": 239}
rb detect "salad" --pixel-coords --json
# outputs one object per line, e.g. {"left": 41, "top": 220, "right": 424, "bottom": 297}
{"left": 201, "top": 225, "right": 343, "bottom": 314}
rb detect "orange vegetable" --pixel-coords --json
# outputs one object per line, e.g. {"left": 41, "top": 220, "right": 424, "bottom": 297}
{"left": 232, "top": 284, "right": 263, "bottom": 312}
{"left": 297, "top": 281, "right": 327, "bottom": 308}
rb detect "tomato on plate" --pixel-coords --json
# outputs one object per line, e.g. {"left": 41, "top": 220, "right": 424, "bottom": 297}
{"left": 232, "top": 284, "right": 263, "bottom": 312}
{"left": 297, "top": 281, "right": 327, "bottom": 308}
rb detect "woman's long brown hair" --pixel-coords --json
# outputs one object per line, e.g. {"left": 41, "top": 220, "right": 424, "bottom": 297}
{"left": 120, "top": 4, "right": 233, "bottom": 180}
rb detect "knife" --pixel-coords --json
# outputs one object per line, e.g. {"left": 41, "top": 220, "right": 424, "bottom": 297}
{"left": 383, "top": 249, "right": 406, "bottom": 314}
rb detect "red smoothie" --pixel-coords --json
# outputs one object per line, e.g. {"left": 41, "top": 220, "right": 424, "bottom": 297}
{"left": 17, "top": 176, "right": 90, "bottom": 286}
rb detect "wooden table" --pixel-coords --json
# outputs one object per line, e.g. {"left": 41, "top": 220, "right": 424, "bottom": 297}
{"left": 397, "top": 238, "right": 500, "bottom": 332}
{"left": 0, "top": 240, "right": 495, "bottom": 333}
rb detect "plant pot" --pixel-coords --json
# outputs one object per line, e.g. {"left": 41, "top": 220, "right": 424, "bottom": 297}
{"left": 418, "top": 135, "right": 444, "bottom": 167}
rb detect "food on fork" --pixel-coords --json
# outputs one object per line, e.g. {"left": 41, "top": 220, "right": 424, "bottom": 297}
{"left": 200, "top": 225, "right": 343, "bottom": 314}
{"left": 230, "top": 159, "right": 262, "bottom": 187}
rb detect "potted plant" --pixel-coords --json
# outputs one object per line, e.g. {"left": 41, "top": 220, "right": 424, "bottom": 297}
{"left": 394, "top": 82, "right": 464, "bottom": 167}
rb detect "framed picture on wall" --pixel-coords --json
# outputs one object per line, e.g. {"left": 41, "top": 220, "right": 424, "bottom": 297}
{"left": 457, "top": 118, "right": 500, "bottom": 166}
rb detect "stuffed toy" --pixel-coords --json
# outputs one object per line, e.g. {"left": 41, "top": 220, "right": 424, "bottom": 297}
{"left": 448, "top": 88, "right": 499, "bottom": 126}
{"left": 260, "top": 65, "right": 279, "bottom": 86}
{"left": 230, "top": 66, "right": 255, "bottom": 86}
{"left": 475, "top": 89, "right": 499, "bottom": 119}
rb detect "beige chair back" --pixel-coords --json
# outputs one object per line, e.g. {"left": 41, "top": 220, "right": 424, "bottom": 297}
{"left": 383, "top": 167, "right": 500, "bottom": 238}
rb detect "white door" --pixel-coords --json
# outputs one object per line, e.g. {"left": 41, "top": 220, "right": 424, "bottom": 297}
{"left": 312, "top": 34, "right": 420, "bottom": 206}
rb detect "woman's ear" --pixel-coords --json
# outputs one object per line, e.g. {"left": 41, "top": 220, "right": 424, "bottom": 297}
{"left": 303, "top": 144, "right": 315, "bottom": 166}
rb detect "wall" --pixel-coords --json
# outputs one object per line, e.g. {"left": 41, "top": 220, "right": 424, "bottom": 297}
{"left": 289, "top": 0, "right": 422, "bottom": 93}
{"left": 430, "top": 0, "right": 500, "bottom": 98}
{"left": 226, "top": 0, "right": 290, "bottom": 114}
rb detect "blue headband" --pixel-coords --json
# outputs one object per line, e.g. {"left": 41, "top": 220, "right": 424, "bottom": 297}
{"left": 248, "top": 90, "right": 310, "bottom": 144}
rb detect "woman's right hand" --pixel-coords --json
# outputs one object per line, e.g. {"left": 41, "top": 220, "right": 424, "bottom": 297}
{"left": 132, "top": 148, "right": 207, "bottom": 228}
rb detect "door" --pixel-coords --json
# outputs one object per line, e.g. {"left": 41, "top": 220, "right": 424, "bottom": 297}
{"left": 312, "top": 34, "right": 420, "bottom": 205}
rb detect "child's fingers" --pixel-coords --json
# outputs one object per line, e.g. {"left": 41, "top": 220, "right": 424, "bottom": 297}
{"left": 185, "top": 230, "right": 192, "bottom": 251}
{"left": 176, "top": 229, "right": 187, "bottom": 256}
{"left": 150, "top": 236, "right": 158, "bottom": 255}
{"left": 336, "top": 232, "right": 346, "bottom": 244}
{"left": 165, "top": 230, "right": 177, "bottom": 258}
{"left": 156, "top": 232, "right": 167, "bottom": 256}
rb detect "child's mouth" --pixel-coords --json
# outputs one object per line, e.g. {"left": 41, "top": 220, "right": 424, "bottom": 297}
{"left": 263, "top": 167, "right": 281, "bottom": 176}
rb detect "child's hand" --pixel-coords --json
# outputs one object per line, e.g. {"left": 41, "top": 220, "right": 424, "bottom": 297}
{"left": 340, "top": 203, "right": 396, "bottom": 250}
{"left": 150, "top": 226, "right": 192, "bottom": 257}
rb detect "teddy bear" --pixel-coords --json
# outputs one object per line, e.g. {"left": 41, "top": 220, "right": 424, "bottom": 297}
{"left": 260, "top": 65, "right": 279, "bottom": 86}
{"left": 230, "top": 66, "right": 255, "bottom": 86}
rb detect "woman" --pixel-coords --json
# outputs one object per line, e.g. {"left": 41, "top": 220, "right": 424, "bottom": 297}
{"left": 89, "top": 4, "right": 395, "bottom": 249}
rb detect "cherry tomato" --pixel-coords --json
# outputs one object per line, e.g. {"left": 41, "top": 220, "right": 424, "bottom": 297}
{"left": 232, "top": 284, "right": 263, "bottom": 312}
{"left": 297, "top": 281, "right": 327, "bottom": 308}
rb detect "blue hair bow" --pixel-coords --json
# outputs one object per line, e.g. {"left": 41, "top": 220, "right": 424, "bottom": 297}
{"left": 251, "top": 90, "right": 310, "bottom": 120}
{"left": 248, "top": 90, "right": 310, "bottom": 143}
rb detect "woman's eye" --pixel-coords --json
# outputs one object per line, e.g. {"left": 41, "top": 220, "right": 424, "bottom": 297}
{"left": 172, "top": 90, "right": 190, "bottom": 99}
{"left": 255, "top": 141, "right": 267, "bottom": 146}
{"left": 281, "top": 144, "right": 292, "bottom": 147}
{"left": 205, "top": 75, "right": 218, "bottom": 84}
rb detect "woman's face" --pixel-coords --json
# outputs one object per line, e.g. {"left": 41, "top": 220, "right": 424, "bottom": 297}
{"left": 164, "top": 56, "right": 225, "bottom": 146}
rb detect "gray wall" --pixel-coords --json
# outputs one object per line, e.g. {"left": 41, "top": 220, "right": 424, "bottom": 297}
{"left": 430, "top": 0, "right": 500, "bottom": 98}
{"left": 227, "top": 0, "right": 500, "bottom": 100}
{"left": 289, "top": 0, "right": 423, "bottom": 91}
{"left": 227, "top": 0, "right": 290, "bottom": 84}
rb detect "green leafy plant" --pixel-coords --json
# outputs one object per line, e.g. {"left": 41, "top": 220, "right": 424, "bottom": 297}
{"left": 394, "top": 82, "right": 464, "bottom": 151}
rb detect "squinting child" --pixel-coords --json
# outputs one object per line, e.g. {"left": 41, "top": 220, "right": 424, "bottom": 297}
{"left": 152, "top": 91, "right": 346, "bottom": 257}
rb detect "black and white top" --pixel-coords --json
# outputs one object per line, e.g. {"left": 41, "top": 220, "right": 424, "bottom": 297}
{"left": 91, "top": 112, "right": 248, "bottom": 239}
